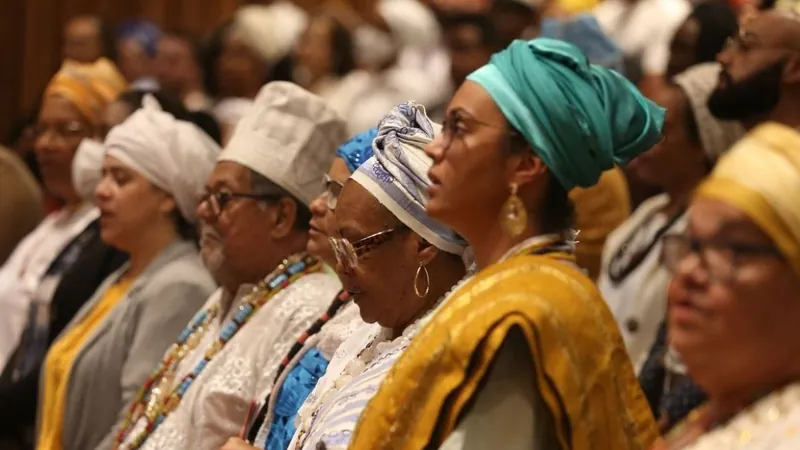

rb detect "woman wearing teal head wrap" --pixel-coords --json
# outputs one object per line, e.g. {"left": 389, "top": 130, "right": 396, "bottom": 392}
{"left": 349, "top": 38, "right": 663, "bottom": 450}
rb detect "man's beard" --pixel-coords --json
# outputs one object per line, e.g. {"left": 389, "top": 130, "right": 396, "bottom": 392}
{"left": 707, "top": 60, "right": 785, "bottom": 122}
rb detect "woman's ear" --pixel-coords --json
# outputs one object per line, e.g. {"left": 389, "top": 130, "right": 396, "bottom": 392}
{"left": 508, "top": 151, "right": 548, "bottom": 189}
{"left": 159, "top": 193, "right": 178, "bottom": 216}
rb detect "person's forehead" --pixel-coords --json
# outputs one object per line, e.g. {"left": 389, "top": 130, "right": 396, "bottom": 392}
{"left": 336, "top": 181, "right": 392, "bottom": 228}
{"left": 743, "top": 12, "right": 800, "bottom": 44}
{"left": 67, "top": 18, "right": 99, "bottom": 36}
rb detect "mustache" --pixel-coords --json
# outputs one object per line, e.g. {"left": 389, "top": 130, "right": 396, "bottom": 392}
{"left": 200, "top": 223, "right": 223, "bottom": 241}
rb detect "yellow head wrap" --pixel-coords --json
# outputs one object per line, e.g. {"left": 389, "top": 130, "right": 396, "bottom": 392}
{"left": 44, "top": 58, "right": 127, "bottom": 126}
{"left": 695, "top": 122, "right": 800, "bottom": 275}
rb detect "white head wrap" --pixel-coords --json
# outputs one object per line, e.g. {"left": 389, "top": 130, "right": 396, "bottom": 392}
{"left": 674, "top": 63, "right": 745, "bottom": 163}
{"left": 72, "top": 138, "right": 105, "bottom": 203}
{"left": 352, "top": 102, "right": 467, "bottom": 255}
{"left": 355, "top": 0, "right": 440, "bottom": 69}
{"left": 219, "top": 81, "right": 348, "bottom": 206}
{"left": 232, "top": 3, "right": 306, "bottom": 67}
{"left": 104, "top": 95, "right": 221, "bottom": 223}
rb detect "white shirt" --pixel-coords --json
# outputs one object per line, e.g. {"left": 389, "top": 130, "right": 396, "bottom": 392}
{"left": 682, "top": 382, "right": 800, "bottom": 450}
{"left": 598, "top": 194, "right": 687, "bottom": 373}
{"left": 127, "top": 272, "right": 339, "bottom": 450}
{"left": 594, "top": 0, "right": 690, "bottom": 75}
{"left": 0, "top": 203, "right": 98, "bottom": 371}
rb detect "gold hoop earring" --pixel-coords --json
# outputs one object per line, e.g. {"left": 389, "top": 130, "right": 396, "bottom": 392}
{"left": 501, "top": 182, "right": 528, "bottom": 238}
{"left": 414, "top": 263, "right": 430, "bottom": 298}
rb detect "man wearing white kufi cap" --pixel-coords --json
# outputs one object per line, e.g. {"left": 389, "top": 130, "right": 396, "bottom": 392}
{"left": 114, "top": 82, "right": 347, "bottom": 450}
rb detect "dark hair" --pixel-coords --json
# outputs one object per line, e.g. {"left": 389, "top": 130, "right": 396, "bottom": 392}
{"left": 760, "top": 0, "right": 778, "bottom": 10}
{"left": 325, "top": 16, "right": 357, "bottom": 77}
{"left": 96, "top": 17, "right": 119, "bottom": 63}
{"left": 689, "top": 0, "right": 739, "bottom": 64}
{"left": 116, "top": 90, "right": 192, "bottom": 121}
{"left": 507, "top": 132, "right": 574, "bottom": 234}
{"left": 250, "top": 170, "right": 312, "bottom": 231}
{"left": 172, "top": 210, "right": 199, "bottom": 242}
{"left": 440, "top": 12, "right": 503, "bottom": 51}
{"left": 199, "top": 21, "right": 233, "bottom": 97}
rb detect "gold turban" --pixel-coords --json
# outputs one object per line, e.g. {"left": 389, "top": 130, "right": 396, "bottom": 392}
{"left": 695, "top": 122, "right": 800, "bottom": 275}
{"left": 44, "top": 58, "right": 127, "bottom": 126}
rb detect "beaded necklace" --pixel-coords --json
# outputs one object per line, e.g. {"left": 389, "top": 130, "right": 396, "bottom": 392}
{"left": 113, "top": 253, "right": 321, "bottom": 450}
{"left": 244, "top": 289, "right": 352, "bottom": 442}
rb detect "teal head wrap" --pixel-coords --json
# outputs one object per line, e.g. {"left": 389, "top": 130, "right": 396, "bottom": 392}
{"left": 466, "top": 38, "right": 665, "bottom": 190}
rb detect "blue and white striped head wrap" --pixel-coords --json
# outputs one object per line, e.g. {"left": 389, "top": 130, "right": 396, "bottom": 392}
{"left": 351, "top": 102, "right": 467, "bottom": 256}
{"left": 336, "top": 128, "right": 377, "bottom": 173}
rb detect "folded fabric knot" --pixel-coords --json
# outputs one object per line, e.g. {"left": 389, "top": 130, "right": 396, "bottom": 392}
{"left": 352, "top": 102, "right": 467, "bottom": 255}
{"left": 105, "top": 94, "right": 221, "bottom": 223}
{"left": 467, "top": 38, "right": 666, "bottom": 190}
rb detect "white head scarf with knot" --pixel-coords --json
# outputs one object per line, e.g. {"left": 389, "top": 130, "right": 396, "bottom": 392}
{"left": 673, "top": 62, "right": 745, "bottom": 163}
{"left": 351, "top": 102, "right": 467, "bottom": 256}
{"left": 104, "top": 95, "right": 221, "bottom": 223}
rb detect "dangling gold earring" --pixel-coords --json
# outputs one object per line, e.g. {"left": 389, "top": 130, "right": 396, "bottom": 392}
{"left": 501, "top": 182, "right": 528, "bottom": 238}
{"left": 414, "top": 263, "right": 430, "bottom": 298}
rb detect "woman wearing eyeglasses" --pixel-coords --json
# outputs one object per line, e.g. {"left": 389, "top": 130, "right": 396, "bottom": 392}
{"left": 651, "top": 123, "right": 800, "bottom": 449}
{"left": 350, "top": 38, "right": 665, "bottom": 450}
{"left": 219, "top": 129, "right": 378, "bottom": 450}
{"left": 280, "top": 102, "right": 467, "bottom": 450}
{"left": 36, "top": 95, "right": 219, "bottom": 450}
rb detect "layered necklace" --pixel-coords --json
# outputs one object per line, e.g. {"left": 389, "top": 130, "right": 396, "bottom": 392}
{"left": 114, "top": 253, "right": 322, "bottom": 450}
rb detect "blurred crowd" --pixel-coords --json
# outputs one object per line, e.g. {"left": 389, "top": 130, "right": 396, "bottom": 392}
{"left": 1, "top": 0, "right": 800, "bottom": 449}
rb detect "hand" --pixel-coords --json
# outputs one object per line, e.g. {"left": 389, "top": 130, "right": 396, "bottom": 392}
{"left": 219, "top": 437, "right": 258, "bottom": 450}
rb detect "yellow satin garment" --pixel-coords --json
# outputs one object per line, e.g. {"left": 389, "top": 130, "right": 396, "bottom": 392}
{"left": 695, "top": 122, "right": 800, "bottom": 276}
{"left": 350, "top": 252, "right": 658, "bottom": 450}
{"left": 570, "top": 167, "right": 631, "bottom": 279}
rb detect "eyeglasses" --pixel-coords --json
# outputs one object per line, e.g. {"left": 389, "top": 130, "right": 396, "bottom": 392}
{"left": 33, "top": 121, "right": 89, "bottom": 143}
{"left": 199, "top": 191, "right": 281, "bottom": 216}
{"left": 329, "top": 226, "right": 407, "bottom": 272}
{"left": 322, "top": 174, "right": 344, "bottom": 211}
{"left": 439, "top": 110, "right": 520, "bottom": 153}
{"left": 661, "top": 233, "right": 783, "bottom": 283}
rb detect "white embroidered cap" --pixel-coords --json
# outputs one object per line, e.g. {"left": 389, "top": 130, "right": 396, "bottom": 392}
{"left": 219, "top": 81, "right": 348, "bottom": 206}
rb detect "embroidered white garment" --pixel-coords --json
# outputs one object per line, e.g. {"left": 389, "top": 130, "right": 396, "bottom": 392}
{"left": 0, "top": 203, "right": 98, "bottom": 371}
{"left": 251, "top": 301, "right": 365, "bottom": 448}
{"left": 682, "top": 383, "right": 800, "bottom": 450}
{"left": 598, "top": 194, "right": 687, "bottom": 373}
{"left": 130, "top": 272, "right": 339, "bottom": 450}
{"left": 289, "top": 275, "right": 471, "bottom": 450}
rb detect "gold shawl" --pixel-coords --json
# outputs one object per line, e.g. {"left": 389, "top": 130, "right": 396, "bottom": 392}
{"left": 350, "top": 252, "right": 658, "bottom": 450}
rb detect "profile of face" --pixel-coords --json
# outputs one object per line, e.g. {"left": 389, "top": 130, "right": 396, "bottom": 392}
{"left": 62, "top": 17, "right": 103, "bottom": 63}
{"left": 156, "top": 35, "right": 198, "bottom": 95}
{"left": 95, "top": 155, "right": 176, "bottom": 250}
{"left": 425, "top": 81, "right": 530, "bottom": 237}
{"left": 307, "top": 157, "right": 350, "bottom": 266}
{"left": 197, "top": 162, "right": 298, "bottom": 289}
{"left": 627, "top": 86, "right": 706, "bottom": 188}
{"left": 707, "top": 13, "right": 799, "bottom": 121}
{"left": 216, "top": 32, "right": 265, "bottom": 98}
{"left": 293, "top": 17, "right": 336, "bottom": 87}
{"left": 666, "top": 198, "right": 800, "bottom": 397}
{"left": 667, "top": 18, "right": 701, "bottom": 79}
{"left": 34, "top": 95, "right": 95, "bottom": 202}
{"left": 332, "top": 181, "right": 437, "bottom": 329}
{"left": 445, "top": 23, "right": 493, "bottom": 88}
